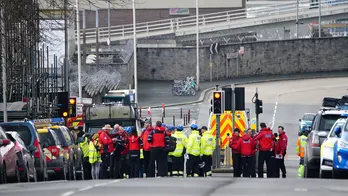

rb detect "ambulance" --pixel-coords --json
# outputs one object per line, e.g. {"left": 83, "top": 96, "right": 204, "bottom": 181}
{"left": 66, "top": 97, "right": 93, "bottom": 131}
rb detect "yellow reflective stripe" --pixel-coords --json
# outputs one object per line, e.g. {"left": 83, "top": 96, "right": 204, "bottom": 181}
{"left": 325, "top": 141, "right": 335, "bottom": 148}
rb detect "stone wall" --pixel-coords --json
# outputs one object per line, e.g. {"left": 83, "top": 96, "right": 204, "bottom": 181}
{"left": 137, "top": 37, "right": 348, "bottom": 81}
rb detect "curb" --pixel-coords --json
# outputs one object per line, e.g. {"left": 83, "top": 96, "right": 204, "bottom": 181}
{"left": 212, "top": 166, "right": 298, "bottom": 173}
{"left": 141, "top": 73, "right": 348, "bottom": 108}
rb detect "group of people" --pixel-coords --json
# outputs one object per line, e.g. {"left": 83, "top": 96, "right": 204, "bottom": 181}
{"left": 79, "top": 119, "right": 216, "bottom": 179}
{"left": 229, "top": 122, "right": 288, "bottom": 178}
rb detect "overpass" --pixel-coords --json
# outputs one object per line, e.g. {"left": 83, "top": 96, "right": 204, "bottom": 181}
{"left": 76, "top": 0, "right": 348, "bottom": 44}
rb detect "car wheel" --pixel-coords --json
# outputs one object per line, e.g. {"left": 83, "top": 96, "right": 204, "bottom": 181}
{"left": 21, "top": 164, "right": 30, "bottom": 183}
{"left": 32, "top": 167, "right": 37, "bottom": 182}
{"left": 319, "top": 169, "right": 331, "bottom": 179}
{"left": 69, "top": 162, "right": 76, "bottom": 181}
{"left": 57, "top": 165, "right": 67, "bottom": 180}
{"left": 2, "top": 164, "right": 7, "bottom": 184}
{"left": 332, "top": 168, "right": 342, "bottom": 179}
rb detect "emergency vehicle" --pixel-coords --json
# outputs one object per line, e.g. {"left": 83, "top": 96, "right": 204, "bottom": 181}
{"left": 66, "top": 97, "right": 93, "bottom": 131}
{"left": 102, "top": 89, "right": 136, "bottom": 104}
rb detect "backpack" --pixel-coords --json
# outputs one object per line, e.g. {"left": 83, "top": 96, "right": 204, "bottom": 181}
{"left": 166, "top": 136, "right": 177, "bottom": 152}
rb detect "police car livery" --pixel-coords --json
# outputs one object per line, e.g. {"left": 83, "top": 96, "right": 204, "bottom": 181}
{"left": 320, "top": 113, "right": 348, "bottom": 178}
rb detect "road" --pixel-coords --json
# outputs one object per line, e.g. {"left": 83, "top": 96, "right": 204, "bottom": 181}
{"left": 1, "top": 177, "right": 347, "bottom": 196}
{"left": 197, "top": 77, "right": 348, "bottom": 169}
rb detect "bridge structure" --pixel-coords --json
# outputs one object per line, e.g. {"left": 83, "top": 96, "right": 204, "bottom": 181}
{"left": 76, "top": 0, "right": 348, "bottom": 45}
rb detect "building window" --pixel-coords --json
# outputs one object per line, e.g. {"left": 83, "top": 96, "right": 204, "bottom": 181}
{"left": 169, "top": 8, "right": 190, "bottom": 16}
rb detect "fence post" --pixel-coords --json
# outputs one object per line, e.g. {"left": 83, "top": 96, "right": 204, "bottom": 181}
{"left": 173, "top": 115, "right": 175, "bottom": 126}
{"left": 184, "top": 114, "right": 187, "bottom": 126}
{"left": 188, "top": 109, "right": 191, "bottom": 123}
{"left": 180, "top": 108, "right": 183, "bottom": 119}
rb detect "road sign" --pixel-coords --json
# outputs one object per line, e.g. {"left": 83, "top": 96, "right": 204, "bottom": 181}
{"left": 210, "top": 43, "right": 220, "bottom": 54}
{"left": 239, "top": 46, "right": 244, "bottom": 55}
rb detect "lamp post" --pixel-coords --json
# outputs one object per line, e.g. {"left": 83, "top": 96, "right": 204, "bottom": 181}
{"left": 196, "top": 0, "right": 199, "bottom": 90}
{"left": 1, "top": 8, "right": 7, "bottom": 122}
{"left": 76, "top": 0, "right": 82, "bottom": 98}
{"left": 108, "top": 0, "right": 111, "bottom": 49}
{"left": 318, "top": 0, "right": 322, "bottom": 38}
{"left": 133, "top": 0, "right": 138, "bottom": 103}
{"left": 296, "top": 0, "right": 299, "bottom": 38}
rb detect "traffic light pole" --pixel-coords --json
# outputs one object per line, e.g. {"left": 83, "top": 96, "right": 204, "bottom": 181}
{"left": 255, "top": 88, "right": 259, "bottom": 133}
{"left": 216, "top": 114, "right": 220, "bottom": 168}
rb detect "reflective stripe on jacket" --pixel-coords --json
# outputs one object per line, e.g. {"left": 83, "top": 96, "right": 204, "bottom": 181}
{"left": 200, "top": 131, "right": 216, "bottom": 156}
{"left": 88, "top": 141, "right": 101, "bottom": 164}
{"left": 169, "top": 131, "right": 187, "bottom": 157}
{"left": 296, "top": 135, "right": 307, "bottom": 158}
{"left": 79, "top": 137, "right": 89, "bottom": 158}
{"left": 187, "top": 130, "right": 201, "bottom": 156}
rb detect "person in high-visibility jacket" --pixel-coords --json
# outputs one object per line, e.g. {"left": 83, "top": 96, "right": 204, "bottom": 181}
{"left": 89, "top": 133, "right": 101, "bottom": 179}
{"left": 79, "top": 133, "right": 91, "bottom": 179}
{"left": 186, "top": 124, "right": 201, "bottom": 177}
{"left": 296, "top": 126, "right": 309, "bottom": 178}
{"left": 170, "top": 125, "right": 187, "bottom": 177}
{"left": 200, "top": 126, "right": 215, "bottom": 177}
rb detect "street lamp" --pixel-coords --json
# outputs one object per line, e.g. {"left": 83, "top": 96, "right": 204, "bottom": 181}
{"left": 76, "top": 0, "right": 82, "bottom": 98}
{"left": 318, "top": 0, "right": 322, "bottom": 38}
{"left": 196, "top": 0, "right": 199, "bottom": 90}
{"left": 108, "top": 0, "right": 111, "bottom": 49}
{"left": 133, "top": 0, "right": 138, "bottom": 103}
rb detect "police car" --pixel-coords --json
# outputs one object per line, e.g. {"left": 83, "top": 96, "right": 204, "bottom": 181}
{"left": 320, "top": 113, "right": 348, "bottom": 178}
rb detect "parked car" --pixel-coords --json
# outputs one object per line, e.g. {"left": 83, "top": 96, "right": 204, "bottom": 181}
{"left": 320, "top": 116, "right": 348, "bottom": 178}
{"left": 37, "top": 128, "right": 68, "bottom": 180}
{"left": 0, "top": 127, "right": 22, "bottom": 182}
{"left": 298, "top": 113, "right": 316, "bottom": 135}
{"left": 50, "top": 125, "right": 79, "bottom": 181}
{"left": 5, "top": 131, "right": 37, "bottom": 182}
{"left": 0, "top": 122, "right": 48, "bottom": 181}
{"left": 0, "top": 138, "right": 11, "bottom": 184}
{"left": 304, "top": 109, "right": 348, "bottom": 178}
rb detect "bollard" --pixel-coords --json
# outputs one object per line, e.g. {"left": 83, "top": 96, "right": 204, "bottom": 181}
{"left": 180, "top": 108, "right": 183, "bottom": 119}
{"left": 173, "top": 116, "right": 175, "bottom": 126}
{"left": 162, "top": 116, "right": 164, "bottom": 123}
{"left": 188, "top": 109, "right": 191, "bottom": 123}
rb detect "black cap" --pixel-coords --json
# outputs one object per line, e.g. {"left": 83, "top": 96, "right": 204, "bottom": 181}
{"left": 201, "top": 126, "right": 208, "bottom": 130}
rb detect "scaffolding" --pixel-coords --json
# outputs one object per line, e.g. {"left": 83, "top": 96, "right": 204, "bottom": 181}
{"left": 0, "top": 0, "right": 67, "bottom": 120}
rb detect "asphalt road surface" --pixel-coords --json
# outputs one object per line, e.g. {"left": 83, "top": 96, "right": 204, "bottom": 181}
{"left": 197, "top": 77, "right": 348, "bottom": 170}
{"left": 1, "top": 177, "right": 347, "bottom": 196}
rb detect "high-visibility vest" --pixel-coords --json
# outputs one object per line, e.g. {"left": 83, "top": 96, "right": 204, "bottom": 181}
{"left": 169, "top": 131, "right": 187, "bottom": 157}
{"left": 140, "top": 149, "right": 144, "bottom": 159}
{"left": 79, "top": 137, "right": 89, "bottom": 158}
{"left": 200, "top": 131, "right": 216, "bottom": 156}
{"left": 88, "top": 141, "right": 101, "bottom": 164}
{"left": 187, "top": 131, "right": 201, "bottom": 156}
{"left": 296, "top": 135, "right": 307, "bottom": 158}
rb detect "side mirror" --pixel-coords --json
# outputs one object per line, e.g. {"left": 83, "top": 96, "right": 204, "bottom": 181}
{"left": 0, "top": 139, "right": 11, "bottom": 147}
{"left": 318, "top": 131, "right": 328, "bottom": 137}
{"left": 28, "top": 145, "right": 37, "bottom": 152}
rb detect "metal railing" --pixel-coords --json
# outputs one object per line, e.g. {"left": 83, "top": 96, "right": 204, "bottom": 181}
{"left": 75, "top": 0, "right": 348, "bottom": 43}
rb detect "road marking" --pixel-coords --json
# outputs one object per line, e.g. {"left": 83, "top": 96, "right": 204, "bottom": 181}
{"left": 271, "top": 95, "right": 279, "bottom": 130}
{"left": 61, "top": 180, "right": 121, "bottom": 196}
{"left": 61, "top": 191, "right": 76, "bottom": 196}
{"left": 294, "top": 188, "right": 308, "bottom": 192}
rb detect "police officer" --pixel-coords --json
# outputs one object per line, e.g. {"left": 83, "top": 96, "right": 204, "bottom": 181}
{"left": 170, "top": 125, "right": 187, "bottom": 177}
{"left": 297, "top": 126, "right": 309, "bottom": 178}
{"left": 186, "top": 124, "right": 201, "bottom": 177}
{"left": 79, "top": 133, "right": 91, "bottom": 179}
{"left": 200, "top": 126, "right": 215, "bottom": 177}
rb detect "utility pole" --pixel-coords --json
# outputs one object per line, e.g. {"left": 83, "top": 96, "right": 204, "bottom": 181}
{"left": 296, "top": 0, "right": 299, "bottom": 38}
{"left": 1, "top": 7, "right": 7, "bottom": 122}
{"left": 133, "top": 0, "right": 138, "bottom": 104}
{"left": 82, "top": 10, "right": 86, "bottom": 67}
{"left": 64, "top": 0, "right": 69, "bottom": 93}
{"left": 96, "top": 9, "right": 99, "bottom": 69}
{"left": 195, "top": 0, "right": 200, "bottom": 90}
{"left": 318, "top": 0, "right": 322, "bottom": 38}
{"left": 76, "top": 0, "right": 82, "bottom": 98}
{"left": 108, "top": 0, "right": 111, "bottom": 50}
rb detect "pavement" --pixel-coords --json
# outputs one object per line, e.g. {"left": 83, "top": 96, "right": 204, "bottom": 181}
{"left": 1, "top": 177, "right": 348, "bottom": 196}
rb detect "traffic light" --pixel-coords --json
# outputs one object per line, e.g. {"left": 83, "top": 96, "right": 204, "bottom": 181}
{"left": 256, "top": 99, "right": 263, "bottom": 115}
{"left": 57, "top": 92, "right": 69, "bottom": 118}
{"left": 212, "top": 91, "right": 225, "bottom": 114}
{"left": 69, "top": 97, "right": 77, "bottom": 117}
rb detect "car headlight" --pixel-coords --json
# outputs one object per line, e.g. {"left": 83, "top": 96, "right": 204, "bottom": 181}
{"left": 337, "top": 154, "right": 342, "bottom": 163}
{"left": 337, "top": 140, "right": 348, "bottom": 149}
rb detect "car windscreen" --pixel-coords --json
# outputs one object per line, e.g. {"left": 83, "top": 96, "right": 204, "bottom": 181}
{"left": 0, "top": 124, "right": 32, "bottom": 147}
{"left": 303, "top": 114, "right": 315, "bottom": 121}
{"left": 39, "top": 133, "right": 56, "bottom": 146}
{"left": 320, "top": 115, "right": 344, "bottom": 131}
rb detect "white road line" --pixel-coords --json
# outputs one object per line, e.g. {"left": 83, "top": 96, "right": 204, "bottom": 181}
{"left": 271, "top": 95, "right": 279, "bottom": 130}
{"left": 61, "top": 180, "right": 121, "bottom": 196}
{"left": 61, "top": 191, "right": 76, "bottom": 196}
{"left": 294, "top": 188, "right": 308, "bottom": 192}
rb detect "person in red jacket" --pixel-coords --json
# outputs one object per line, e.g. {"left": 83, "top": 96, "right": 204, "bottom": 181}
{"left": 247, "top": 128, "right": 257, "bottom": 177}
{"left": 275, "top": 126, "right": 288, "bottom": 178}
{"left": 254, "top": 123, "right": 275, "bottom": 178}
{"left": 141, "top": 119, "right": 153, "bottom": 177}
{"left": 238, "top": 132, "right": 256, "bottom": 177}
{"left": 98, "top": 124, "right": 117, "bottom": 179}
{"left": 147, "top": 121, "right": 168, "bottom": 177}
{"left": 128, "top": 128, "right": 143, "bottom": 178}
{"left": 229, "top": 128, "right": 241, "bottom": 177}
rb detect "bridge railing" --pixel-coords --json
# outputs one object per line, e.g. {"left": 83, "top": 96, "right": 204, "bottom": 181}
{"left": 76, "top": 0, "right": 348, "bottom": 41}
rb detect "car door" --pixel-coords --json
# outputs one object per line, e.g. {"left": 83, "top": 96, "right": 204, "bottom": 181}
{"left": 321, "top": 123, "right": 341, "bottom": 163}
{"left": 0, "top": 130, "right": 16, "bottom": 175}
